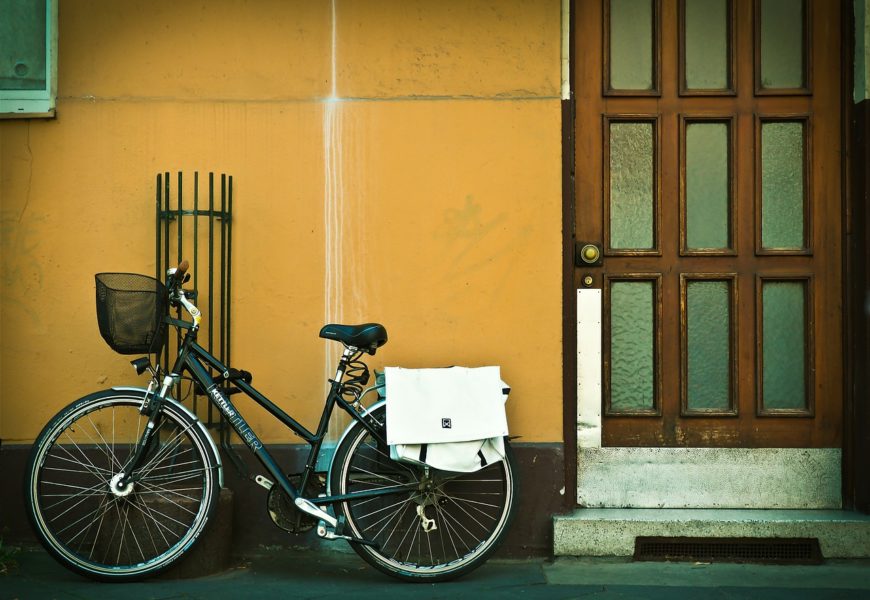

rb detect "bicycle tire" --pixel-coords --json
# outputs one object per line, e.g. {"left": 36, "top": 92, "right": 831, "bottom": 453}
{"left": 25, "top": 389, "right": 220, "bottom": 581}
{"left": 329, "top": 404, "right": 518, "bottom": 582}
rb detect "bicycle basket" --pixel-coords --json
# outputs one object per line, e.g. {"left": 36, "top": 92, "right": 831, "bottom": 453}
{"left": 95, "top": 273, "right": 168, "bottom": 355}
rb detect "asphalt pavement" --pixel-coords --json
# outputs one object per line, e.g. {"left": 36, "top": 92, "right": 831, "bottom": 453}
{"left": 2, "top": 545, "right": 870, "bottom": 600}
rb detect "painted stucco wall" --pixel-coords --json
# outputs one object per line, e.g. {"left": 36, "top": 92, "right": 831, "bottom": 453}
{"left": 0, "top": 1, "right": 563, "bottom": 443}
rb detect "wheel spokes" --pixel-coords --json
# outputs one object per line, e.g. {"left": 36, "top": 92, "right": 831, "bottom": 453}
{"left": 341, "top": 419, "right": 512, "bottom": 572}
{"left": 33, "top": 400, "right": 213, "bottom": 573}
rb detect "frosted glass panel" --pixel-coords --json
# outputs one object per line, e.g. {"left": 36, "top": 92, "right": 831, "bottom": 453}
{"left": 687, "top": 280, "right": 731, "bottom": 411}
{"left": 684, "top": 0, "right": 729, "bottom": 89}
{"left": 760, "top": 0, "right": 805, "bottom": 89}
{"left": 610, "top": 0, "right": 654, "bottom": 90}
{"left": 610, "top": 281, "right": 655, "bottom": 411}
{"left": 610, "top": 122, "right": 655, "bottom": 249}
{"left": 761, "top": 121, "right": 805, "bottom": 249}
{"left": 0, "top": 0, "right": 47, "bottom": 91}
{"left": 686, "top": 122, "right": 730, "bottom": 249}
{"left": 762, "top": 281, "right": 807, "bottom": 410}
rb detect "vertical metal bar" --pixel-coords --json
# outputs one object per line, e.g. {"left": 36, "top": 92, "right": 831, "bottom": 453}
{"left": 226, "top": 175, "right": 233, "bottom": 381}
{"left": 222, "top": 173, "right": 238, "bottom": 458}
{"left": 193, "top": 172, "right": 199, "bottom": 415}
{"left": 156, "top": 173, "right": 163, "bottom": 369}
{"left": 208, "top": 172, "right": 215, "bottom": 356}
{"left": 164, "top": 172, "right": 170, "bottom": 276}
{"left": 208, "top": 172, "right": 215, "bottom": 426}
{"left": 163, "top": 171, "right": 171, "bottom": 370}
{"left": 220, "top": 174, "right": 226, "bottom": 369}
{"left": 177, "top": 171, "right": 183, "bottom": 266}
{"left": 176, "top": 172, "right": 183, "bottom": 357}
{"left": 156, "top": 173, "right": 162, "bottom": 285}
{"left": 194, "top": 172, "right": 199, "bottom": 305}
{"left": 219, "top": 174, "right": 227, "bottom": 437}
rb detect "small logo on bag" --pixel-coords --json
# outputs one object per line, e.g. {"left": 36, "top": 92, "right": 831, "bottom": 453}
{"left": 441, "top": 418, "right": 452, "bottom": 429}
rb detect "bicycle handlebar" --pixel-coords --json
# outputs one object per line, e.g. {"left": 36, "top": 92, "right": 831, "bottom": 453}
{"left": 167, "top": 260, "right": 189, "bottom": 290}
{"left": 167, "top": 260, "right": 201, "bottom": 328}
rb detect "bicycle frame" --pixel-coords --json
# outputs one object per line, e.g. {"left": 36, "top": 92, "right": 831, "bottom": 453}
{"left": 139, "top": 318, "right": 416, "bottom": 530}
{"left": 27, "top": 263, "right": 516, "bottom": 582}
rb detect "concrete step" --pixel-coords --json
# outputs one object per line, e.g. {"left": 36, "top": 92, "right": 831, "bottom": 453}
{"left": 553, "top": 509, "right": 870, "bottom": 558}
{"left": 159, "top": 487, "right": 234, "bottom": 578}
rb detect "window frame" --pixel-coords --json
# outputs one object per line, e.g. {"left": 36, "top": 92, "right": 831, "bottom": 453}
{"left": 0, "top": 0, "right": 58, "bottom": 119}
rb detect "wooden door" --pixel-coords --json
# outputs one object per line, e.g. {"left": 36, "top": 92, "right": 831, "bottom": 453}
{"left": 574, "top": 0, "right": 843, "bottom": 447}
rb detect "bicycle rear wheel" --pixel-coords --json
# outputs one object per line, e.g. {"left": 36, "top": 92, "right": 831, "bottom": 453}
{"left": 329, "top": 405, "right": 517, "bottom": 582}
{"left": 25, "top": 389, "right": 220, "bottom": 581}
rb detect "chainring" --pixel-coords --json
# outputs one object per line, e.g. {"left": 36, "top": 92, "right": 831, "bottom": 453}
{"left": 266, "top": 474, "right": 324, "bottom": 534}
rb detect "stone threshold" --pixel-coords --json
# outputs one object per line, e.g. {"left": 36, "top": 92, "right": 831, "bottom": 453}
{"left": 553, "top": 509, "right": 870, "bottom": 558}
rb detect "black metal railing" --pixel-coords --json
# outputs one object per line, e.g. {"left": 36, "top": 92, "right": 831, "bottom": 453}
{"left": 155, "top": 171, "right": 232, "bottom": 433}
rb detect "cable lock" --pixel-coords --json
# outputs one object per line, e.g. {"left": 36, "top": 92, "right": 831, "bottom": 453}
{"left": 338, "top": 353, "right": 370, "bottom": 403}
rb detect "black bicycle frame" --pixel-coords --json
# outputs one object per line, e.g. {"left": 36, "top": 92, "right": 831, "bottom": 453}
{"left": 151, "top": 322, "right": 414, "bottom": 509}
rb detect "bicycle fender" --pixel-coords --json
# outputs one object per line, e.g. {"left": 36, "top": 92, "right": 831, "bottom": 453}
{"left": 110, "top": 386, "right": 224, "bottom": 488}
{"left": 326, "top": 399, "right": 386, "bottom": 495}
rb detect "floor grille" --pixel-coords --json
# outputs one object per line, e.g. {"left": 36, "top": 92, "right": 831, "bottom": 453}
{"left": 634, "top": 537, "right": 822, "bottom": 564}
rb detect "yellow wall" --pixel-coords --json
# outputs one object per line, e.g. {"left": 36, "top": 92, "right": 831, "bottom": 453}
{"left": 0, "top": 0, "right": 563, "bottom": 443}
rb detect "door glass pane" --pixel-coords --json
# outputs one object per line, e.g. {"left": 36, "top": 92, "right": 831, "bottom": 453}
{"left": 610, "top": 0, "right": 654, "bottom": 90}
{"left": 759, "top": 0, "right": 805, "bottom": 89}
{"left": 610, "top": 122, "right": 655, "bottom": 250}
{"left": 686, "top": 122, "right": 730, "bottom": 249}
{"left": 610, "top": 280, "right": 655, "bottom": 412}
{"left": 762, "top": 281, "right": 807, "bottom": 411}
{"left": 686, "top": 280, "right": 731, "bottom": 411}
{"left": 0, "top": 0, "right": 47, "bottom": 91}
{"left": 684, "top": 0, "right": 729, "bottom": 90}
{"left": 761, "top": 121, "right": 805, "bottom": 250}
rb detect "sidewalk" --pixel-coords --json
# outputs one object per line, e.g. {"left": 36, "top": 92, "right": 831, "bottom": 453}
{"left": 3, "top": 545, "right": 870, "bottom": 600}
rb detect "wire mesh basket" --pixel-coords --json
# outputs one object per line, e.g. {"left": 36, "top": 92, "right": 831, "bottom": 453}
{"left": 95, "top": 273, "right": 168, "bottom": 355}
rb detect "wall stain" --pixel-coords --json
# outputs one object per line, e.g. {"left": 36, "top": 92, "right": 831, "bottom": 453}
{"left": 441, "top": 195, "right": 506, "bottom": 254}
{"left": 437, "top": 195, "right": 532, "bottom": 304}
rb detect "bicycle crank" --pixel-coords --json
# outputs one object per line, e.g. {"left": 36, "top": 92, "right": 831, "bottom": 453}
{"left": 264, "top": 474, "right": 324, "bottom": 534}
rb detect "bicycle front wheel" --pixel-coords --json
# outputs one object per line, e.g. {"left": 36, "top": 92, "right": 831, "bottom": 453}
{"left": 330, "top": 405, "right": 518, "bottom": 582}
{"left": 25, "top": 389, "right": 220, "bottom": 581}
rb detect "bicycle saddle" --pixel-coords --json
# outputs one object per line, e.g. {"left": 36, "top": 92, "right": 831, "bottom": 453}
{"left": 319, "top": 323, "right": 388, "bottom": 353}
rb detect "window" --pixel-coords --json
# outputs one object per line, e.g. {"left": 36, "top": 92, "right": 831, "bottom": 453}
{"left": 0, "top": 0, "right": 57, "bottom": 118}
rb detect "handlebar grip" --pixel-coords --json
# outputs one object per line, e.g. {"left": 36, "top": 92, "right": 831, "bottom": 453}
{"left": 168, "top": 260, "right": 189, "bottom": 288}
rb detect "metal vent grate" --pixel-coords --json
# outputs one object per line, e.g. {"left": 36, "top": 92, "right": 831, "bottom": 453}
{"left": 634, "top": 537, "right": 822, "bottom": 564}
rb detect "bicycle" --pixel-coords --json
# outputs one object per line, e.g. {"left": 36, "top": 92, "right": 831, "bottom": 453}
{"left": 24, "top": 261, "right": 518, "bottom": 582}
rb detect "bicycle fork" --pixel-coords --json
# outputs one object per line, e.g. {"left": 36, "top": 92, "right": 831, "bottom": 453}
{"left": 116, "top": 369, "right": 198, "bottom": 494}
{"left": 112, "top": 379, "right": 166, "bottom": 495}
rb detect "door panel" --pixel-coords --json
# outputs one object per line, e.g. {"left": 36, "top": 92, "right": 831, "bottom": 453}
{"left": 681, "top": 117, "right": 734, "bottom": 254}
{"left": 574, "top": 0, "right": 842, "bottom": 448}
{"left": 681, "top": 273, "right": 738, "bottom": 416}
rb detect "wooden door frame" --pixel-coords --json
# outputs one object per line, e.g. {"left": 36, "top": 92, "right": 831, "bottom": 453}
{"left": 561, "top": 0, "right": 868, "bottom": 512}
{"left": 561, "top": 0, "right": 578, "bottom": 511}
{"left": 842, "top": 0, "right": 869, "bottom": 513}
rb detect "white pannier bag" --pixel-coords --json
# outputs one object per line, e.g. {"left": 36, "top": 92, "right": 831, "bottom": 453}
{"left": 385, "top": 366, "right": 509, "bottom": 473}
